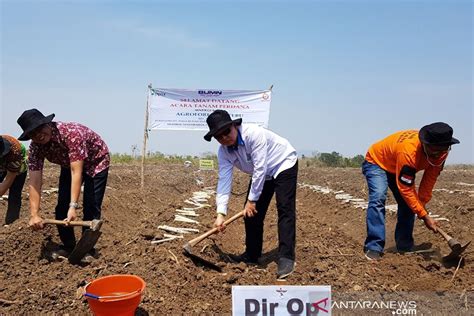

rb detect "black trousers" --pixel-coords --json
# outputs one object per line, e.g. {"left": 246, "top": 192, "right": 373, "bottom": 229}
{"left": 55, "top": 167, "right": 108, "bottom": 250}
{"left": 1, "top": 171, "right": 27, "bottom": 224}
{"left": 245, "top": 161, "right": 298, "bottom": 261}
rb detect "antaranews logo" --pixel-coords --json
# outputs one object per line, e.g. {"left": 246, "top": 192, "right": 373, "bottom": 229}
{"left": 332, "top": 300, "right": 417, "bottom": 315}
{"left": 391, "top": 301, "right": 417, "bottom": 315}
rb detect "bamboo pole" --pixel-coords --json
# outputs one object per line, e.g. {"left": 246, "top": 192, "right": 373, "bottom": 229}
{"left": 141, "top": 83, "right": 152, "bottom": 189}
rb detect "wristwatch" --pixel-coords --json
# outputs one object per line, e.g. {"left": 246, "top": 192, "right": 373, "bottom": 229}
{"left": 69, "top": 202, "right": 80, "bottom": 209}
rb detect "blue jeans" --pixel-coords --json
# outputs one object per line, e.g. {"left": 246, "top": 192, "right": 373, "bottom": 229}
{"left": 362, "top": 160, "right": 416, "bottom": 253}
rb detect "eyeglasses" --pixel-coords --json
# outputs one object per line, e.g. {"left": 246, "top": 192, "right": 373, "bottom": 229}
{"left": 214, "top": 127, "right": 232, "bottom": 140}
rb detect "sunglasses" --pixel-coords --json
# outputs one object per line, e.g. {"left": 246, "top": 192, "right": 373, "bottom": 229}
{"left": 27, "top": 125, "right": 47, "bottom": 139}
{"left": 424, "top": 144, "right": 451, "bottom": 157}
{"left": 214, "top": 127, "right": 232, "bottom": 140}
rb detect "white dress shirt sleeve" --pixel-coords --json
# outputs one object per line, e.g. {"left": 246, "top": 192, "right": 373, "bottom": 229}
{"left": 247, "top": 127, "right": 268, "bottom": 202}
{"left": 216, "top": 147, "right": 234, "bottom": 215}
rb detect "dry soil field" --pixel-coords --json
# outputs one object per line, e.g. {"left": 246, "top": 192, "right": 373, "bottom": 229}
{"left": 1, "top": 161, "right": 473, "bottom": 315}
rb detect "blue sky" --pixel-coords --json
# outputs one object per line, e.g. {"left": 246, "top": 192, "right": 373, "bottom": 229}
{"left": 1, "top": 0, "right": 472, "bottom": 163}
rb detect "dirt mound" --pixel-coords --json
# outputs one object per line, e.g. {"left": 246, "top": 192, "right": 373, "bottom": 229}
{"left": 0, "top": 163, "right": 472, "bottom": 314}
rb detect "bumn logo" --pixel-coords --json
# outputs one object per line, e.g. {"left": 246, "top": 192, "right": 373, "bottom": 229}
{"left": 198, "top": 90, "right": 222, "bottom": 95}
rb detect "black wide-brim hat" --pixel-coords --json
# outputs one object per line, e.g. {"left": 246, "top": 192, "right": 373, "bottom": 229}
{"left": 204, "top": 109, "right": 242, "bottom": 142}
{"left": 17, "top": 108, "right": 55, "bottom": 141}
{"left": 419, "top": 122, "right": 460, "bottom": 146}
{"left": 0, "top": 136, "right": 11, "bottom": 157}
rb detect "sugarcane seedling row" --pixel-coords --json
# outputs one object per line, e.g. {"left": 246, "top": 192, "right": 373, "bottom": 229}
{"left": 176, "top": 209, "right": 199, "bottom": 217}
{"left": 158, "top": 225, "right": 199, "bottom": 234}
{"left": 184, "top": 199, "right": 210, "bottom": 208}
{"left": 164, "top": 233, "right": 183, "bottom": 239}
{"left": 151, "top": 237, "right": 178, "bottom": 245}
{"left": 183, "top": 207, "right": 201, "bottom": 211}
{"left": 174, "top": 214, "right": 200, "bottom": 224}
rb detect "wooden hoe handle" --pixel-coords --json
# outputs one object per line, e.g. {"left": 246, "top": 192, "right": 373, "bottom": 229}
{"left": 43, "top": 219, "right": 91, "bottom": 228}
{"left": 437, "top": 227, "right": 453, "bottom": 242}
{"left": 187, "top": 211, "right": 245, "bottom": 248}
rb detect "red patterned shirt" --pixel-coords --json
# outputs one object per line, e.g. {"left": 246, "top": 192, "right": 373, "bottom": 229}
{"left": 28, "top": 122, "right": 110, "bottom": 177}
{"left": 0, "top": 135, "right": 28, "bottom": 174}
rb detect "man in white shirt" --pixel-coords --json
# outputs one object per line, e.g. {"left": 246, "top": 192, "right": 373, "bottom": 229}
{"left": 204, "top": 110, "right": 298, "bottom": 279}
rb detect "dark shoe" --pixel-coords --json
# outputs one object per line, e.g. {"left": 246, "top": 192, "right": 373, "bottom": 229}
{"left": 397, "top": 248, "right": 413, "bottom": 254}
{"left": 398, "top": 242, "right": 432, "bottom": 254}
{"left": 79, "top": 247, "right": 99, "bottom": 264}
{"left": 80, "top": 253, "right": 95, "bottom": 264}
{"left": 228, "top": 252, "right": 258, "bottom": 265}
{"left": 88, "top": 247, "right": 98, "bottom": 258}
{"left": 51, "top": 246, "right": 72, "bottom": 261}
{"left": 277, "top": 258, "right": 295, "bottom": 279}
{"left": 364, "top": 249, "right": 382, "bottom": 261}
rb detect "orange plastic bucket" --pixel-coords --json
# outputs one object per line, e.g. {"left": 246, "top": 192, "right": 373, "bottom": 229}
{"left": 84, "top": 274, "right": 146, "bottom": 316}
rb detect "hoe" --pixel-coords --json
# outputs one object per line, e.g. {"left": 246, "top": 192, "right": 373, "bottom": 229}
{"left": 183, "top": 211, "right": 244, "bottom": 271}
{"left": 437, "top": 227, "right": 471, "bottom": 261}
{"left": 43, "top": 219, "right": 103, "bottom": 264}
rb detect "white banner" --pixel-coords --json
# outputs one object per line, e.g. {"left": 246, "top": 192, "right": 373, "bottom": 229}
{"left": 148, "top": 88, "right": 272, "bottom": 130}
{"left": 232, "top": 285, "right": 331, "bottom": 315}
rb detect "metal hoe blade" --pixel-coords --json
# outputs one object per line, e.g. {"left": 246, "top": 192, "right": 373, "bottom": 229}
{"left": 68, "top": 229, "right": 102, "bottom": 264}
{"left": 443, "top": 241, "right": 471, "bottom": 261}
{"left": 183, "top": 243, "right": 222, "bottom": 272}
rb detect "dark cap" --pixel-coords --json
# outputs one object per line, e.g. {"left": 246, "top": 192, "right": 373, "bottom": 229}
{"left": 419, "top": 122, "right": 460, "bottom": 146}
{"left": 204, "top": 110, "right": 242, "bottom": 142}
{"left": 0, "top": 136, "right": 11, "bottom": 157}
{"left": 17, "top": 108, "right": 55, "bottom": 141}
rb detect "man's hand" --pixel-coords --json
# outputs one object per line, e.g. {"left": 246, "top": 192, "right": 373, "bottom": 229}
{"left": 29, "top": 215, "right": 44, "bottom": 230}
{"left": 65, "top": 207, "right": 78, "bottom": 224}
{"left": 214, "top": 214, "right": 226, "bottom": 232}
{"left": 0, "top": 170, "right": 17, "bottom": 196}
{"left": 244, "top": 201, "right": 257, "bottom": 218}
{"left": 422, "top": 214, "right": 438, "bottom": 233}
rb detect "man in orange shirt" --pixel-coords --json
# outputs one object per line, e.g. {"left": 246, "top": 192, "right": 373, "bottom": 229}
{"left": 362, "top": 122, "right": 460, "bottom": 260}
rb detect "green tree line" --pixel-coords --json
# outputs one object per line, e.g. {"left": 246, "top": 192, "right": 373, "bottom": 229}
{"left": 302, "top": 152, "right": 365, "bottom": 168}
{"left": 111, "top": 151, "right": 365, "bottom": 168}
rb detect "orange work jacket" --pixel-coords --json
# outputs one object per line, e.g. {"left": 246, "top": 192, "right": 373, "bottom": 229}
{"left": 365, "top": 130, "right": 447, "bottom": 218}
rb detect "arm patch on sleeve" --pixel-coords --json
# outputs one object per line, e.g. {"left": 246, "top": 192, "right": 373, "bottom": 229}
{"left": 399, "top": 165, "right": 416, "bottom": 186}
